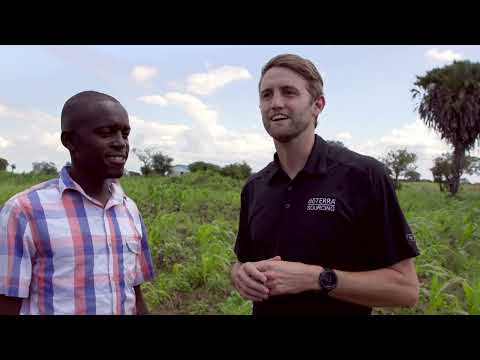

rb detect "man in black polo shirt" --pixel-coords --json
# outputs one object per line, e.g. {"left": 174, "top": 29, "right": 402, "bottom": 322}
{"left": 231, "top": 54, "right": 420, "bottom": 315}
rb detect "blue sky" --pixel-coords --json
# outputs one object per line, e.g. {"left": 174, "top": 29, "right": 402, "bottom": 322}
{"left": 1, "top": 45, "right": 479, "bottom": 182}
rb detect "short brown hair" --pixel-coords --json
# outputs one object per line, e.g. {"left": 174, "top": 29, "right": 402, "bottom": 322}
{"left": 259, "top": 54, "right": 324, "bottom": 99}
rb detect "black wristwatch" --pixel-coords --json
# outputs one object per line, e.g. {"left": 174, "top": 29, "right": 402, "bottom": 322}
{"left": 318, "top": 268, "right": 337, "bottom": 294}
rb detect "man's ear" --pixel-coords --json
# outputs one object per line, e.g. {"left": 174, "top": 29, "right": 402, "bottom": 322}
{"left": 313, "top": 96, "right": 326, "bottom": 118}
{"left": 61, "top": 130, "right": 75, "bottom": 152}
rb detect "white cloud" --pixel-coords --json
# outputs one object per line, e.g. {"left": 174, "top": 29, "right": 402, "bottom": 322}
{"left": 0, "top": 103, "right": 28, "bottom": 120}
{"left": 336, "top": 132, "right": 352, "bottom": 140}
{"left": 128, "top": 119, "right": 273, "bottom": 172}
{"left": 165, "top": 92, "right": 226, "bottom": 136}
{"left": 426, "top": 48, "right": 463, "bottom": 63}
{"left": 350, "top": 119, "right": 453, "bottom": 180}
{"left": 129, "top": 116, "right": 189, "bottom": 148}
{"left": 186, "top": 65, "right": 252, "bottom": 96}
{"left": 131, "top": 66, "right": 158, "bottom": 85}
{"left": 139, "top": 92, "right": 227, "bottom": 139}
{"left": 0, "top": 136, "right": 12, "bottom": 148}
{"left": 40, "top": 131, "right": 63, "bottom": 152}
{"left": 137, "top": 95, "right": 168, "bottom": 106}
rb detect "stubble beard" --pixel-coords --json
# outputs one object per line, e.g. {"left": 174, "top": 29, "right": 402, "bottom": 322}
{"left": 264, "top": 116, "right": 312, "bottom": 144}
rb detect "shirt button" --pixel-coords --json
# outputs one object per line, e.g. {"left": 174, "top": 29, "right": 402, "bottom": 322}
{"left": 284, "top": 203, "right": 290, "bottom": 209}
{"left": 287, "top": 186, "right": 293, "bottom": 191}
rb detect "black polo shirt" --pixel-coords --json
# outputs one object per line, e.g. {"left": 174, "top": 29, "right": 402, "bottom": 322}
{"left": 234, "top": 135, "right": 420, "bottom": 315}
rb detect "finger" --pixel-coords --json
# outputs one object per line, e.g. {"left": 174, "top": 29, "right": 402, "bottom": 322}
{"left": 238, "top": 288, "right": 263, "bottom": 302}
{"left": 237, "top": 286, "right": 261, "bottom": 301}
{"left": 255, "top": 260, "right": 272, "bottom": 273}
{"left": 244, "top": 263, "right": 268, "bottom": 283}
{"left": 265, "top": 279, "right": 276, "bottom": 288}
{"left": 237, "top": 279, "right": 268, "bottom": 300}
{"left": 264, "top": 270, "right": 276, "bottom": 280}
{"left": 269, "top": 287, "right": 281, "bottom": 296}
{"left": 267, "top": 255, "right": 282, "bottom": 261}
{"left": 239, "top": 270, "right": 270, "bottom": 295}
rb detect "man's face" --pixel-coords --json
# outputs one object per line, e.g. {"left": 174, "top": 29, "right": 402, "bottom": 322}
{"left": 70, "top": 100, "right": 130, "bottom": 179}
{"left": 259, "top": 66, "right": 324, "bottom": 143}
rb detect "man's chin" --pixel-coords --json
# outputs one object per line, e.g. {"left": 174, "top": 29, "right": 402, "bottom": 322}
{"left": 269, "top": 130, "right": 299, "bottom": 143}
{"left": 106, "top": 168, "right": 125, "bottom": 179}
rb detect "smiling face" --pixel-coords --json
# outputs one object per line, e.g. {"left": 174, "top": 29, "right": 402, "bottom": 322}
{"left": 65, "top": 100, "right": 130, "bottom": 180}
{"left": 259, "top": 66, "right": 324, "bottom": 143}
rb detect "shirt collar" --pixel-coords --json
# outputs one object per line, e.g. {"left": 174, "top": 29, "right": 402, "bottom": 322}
{"left": 59, "top": 166, "right": 126, "bottom": 206}
{"left": 266, "top": 134, "right": 328, "bottom": 184}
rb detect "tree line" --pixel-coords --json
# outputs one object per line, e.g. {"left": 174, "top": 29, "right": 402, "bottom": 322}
{"left": 131, "top": 146, "right": 252, "bottom": 180}
{"left": 380, "top": 148, "right": 479, "bottom": 193}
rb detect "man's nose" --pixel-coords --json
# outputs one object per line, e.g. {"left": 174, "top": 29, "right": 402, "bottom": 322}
{"left": 111, "top": 131, "right": 127, "bottom": 149}
{"left": 271, "top": 92, "right": 284, "bottom": 109}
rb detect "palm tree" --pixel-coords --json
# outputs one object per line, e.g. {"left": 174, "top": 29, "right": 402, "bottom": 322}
{"left": 10, "top": 163, "right": 16, "bottom": 173}
{"left": 412, "top": 60, "right": 480, "bottom": 195}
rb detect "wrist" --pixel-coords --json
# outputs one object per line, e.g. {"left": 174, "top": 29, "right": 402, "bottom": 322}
{"left": 306, "top": 265, "right": 323, "bottom": 291}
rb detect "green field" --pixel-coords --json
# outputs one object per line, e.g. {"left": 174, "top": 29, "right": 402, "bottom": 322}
{"left": 1, "top": 170, "right": 479, "bottom": 314}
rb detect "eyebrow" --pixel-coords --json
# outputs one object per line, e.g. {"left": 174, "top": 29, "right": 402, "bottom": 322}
{"left": 94, "top": 124, "right": 130, "bottom": 131}
{"left": 260, "top": 85, "right": 300, "bottom": 94}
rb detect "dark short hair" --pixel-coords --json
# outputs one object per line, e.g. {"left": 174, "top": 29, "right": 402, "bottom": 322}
{"left": 61, "top": 90, "right": 120, "bottom": 131}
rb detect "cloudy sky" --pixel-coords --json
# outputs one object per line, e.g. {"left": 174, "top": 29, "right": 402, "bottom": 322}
{"left": 1, "top": 45, "right": 479, "bottom": 182}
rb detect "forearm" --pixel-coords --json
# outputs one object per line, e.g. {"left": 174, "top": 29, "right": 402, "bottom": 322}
{"left": 331, "top": 267, "right": 419, "bottom": 307}
{"left": 301, "top": 264, "right": 419, "bottom": 308}
{"left": 134, "top": 285, "right": 150, "bottom": 315}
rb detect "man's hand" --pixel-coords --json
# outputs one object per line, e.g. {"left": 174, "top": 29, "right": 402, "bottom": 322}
{"left": 257, "top": 260, "right": 323, "bottom": 296}
{"left": 0, "top": 295, "right": 22, "bottom": 315}
{"left": 134, "top": 285, "right": 150, "bottom": 315}
{"left": 231, "top": 256, "right": 281, "bottom": 302}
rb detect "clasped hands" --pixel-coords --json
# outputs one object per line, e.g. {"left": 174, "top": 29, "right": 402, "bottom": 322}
{"left": 232, "top": 256, "right": 322, "bottom": 302}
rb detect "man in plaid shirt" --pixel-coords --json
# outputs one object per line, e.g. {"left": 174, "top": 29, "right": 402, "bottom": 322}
{"left": 0, "top": 91, "right": 155, "bottom": 315}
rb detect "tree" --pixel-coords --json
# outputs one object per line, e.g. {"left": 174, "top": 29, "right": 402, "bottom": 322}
{"left": 221, "top": 161, "right": 252, "bottom": 180}
{"left": 188, "top": 161, "right": 222, "bottom": 173}
{"left": 0, "top": 157, "right": 8, "bottom": 171}
{"left": 32, "top": 161, "right": 58, "bottom": 175}
{"left": 404, "top": 170, "right": 421, "bottom": 182}
{"left": 151, "top": 152, "right": 173, "bottom": 176}
{"left": 132, "top": 147, "right": 173, "bottom": 176}
{"left": 132, "top": 147, "right": 153, "bottom": 175}
{"left": 412, "top": 60, "right": 480, "bottom": 195}
{"left": 326, "top": 140, "right": 345, "bottom": 148}
{"left": 430, "top": 153, "right": 479, "bottom": 192}
{"left": 9, "top": 163, "right": 16, "bottom": 173}
{"left": 381, "top": 149, "right": 417, "bottom": 190}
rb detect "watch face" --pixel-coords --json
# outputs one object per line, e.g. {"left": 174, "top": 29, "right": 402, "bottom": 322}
{"left": 321, "top": 270, "right": 337, "bottom": 290}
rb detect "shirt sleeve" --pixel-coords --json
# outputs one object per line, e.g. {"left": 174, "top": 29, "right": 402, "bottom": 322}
{"left": 361, "top": 164, "right": 420, "bottom": 269}
{"left": 133, "top": 212, "right": 155, "bottom": 286}
{"left": 0, "top": 199, "right": 34, "bottom": 298}
{"left": 234, "top": 187, "right": 252, "bottom": 263}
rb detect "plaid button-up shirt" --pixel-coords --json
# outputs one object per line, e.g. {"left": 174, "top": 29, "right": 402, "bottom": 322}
{"left": 0, "top": 167, "right": 155, "bottom": 315}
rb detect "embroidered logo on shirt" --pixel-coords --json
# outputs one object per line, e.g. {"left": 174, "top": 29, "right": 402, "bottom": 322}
{"left": 307, "top": 197, "right": 336, "bottom": 212}
{"left": 406, "top": 233, "right": 416, "bottom": 245}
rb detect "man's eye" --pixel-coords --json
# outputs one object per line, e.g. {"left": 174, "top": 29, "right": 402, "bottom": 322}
{"left": 122, "top": 131, "right": 130, "bottom": 139}
{"left": 97, "top": 128, "right": 114, "bottom": 137}
{"left": 99, "top": 129, "right": 112, "bottom": 136}
{"left": 261, "top": 92, "right": 272, "bottom": 99}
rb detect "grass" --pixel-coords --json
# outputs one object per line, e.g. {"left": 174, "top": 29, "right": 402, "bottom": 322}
{"left": 1, "top": 170, "right": 479, "bottom": 314}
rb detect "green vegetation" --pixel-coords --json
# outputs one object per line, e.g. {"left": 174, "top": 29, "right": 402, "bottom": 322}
{"left": 1, "top": 171, "right": 479, "bottom": 314}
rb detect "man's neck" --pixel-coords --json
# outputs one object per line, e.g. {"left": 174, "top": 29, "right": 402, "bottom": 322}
{"left": 274, "top": 130, "right": 316, "bottom": 180}
{"left": 68, "top": 166, "right": 110, "bottom": 207}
